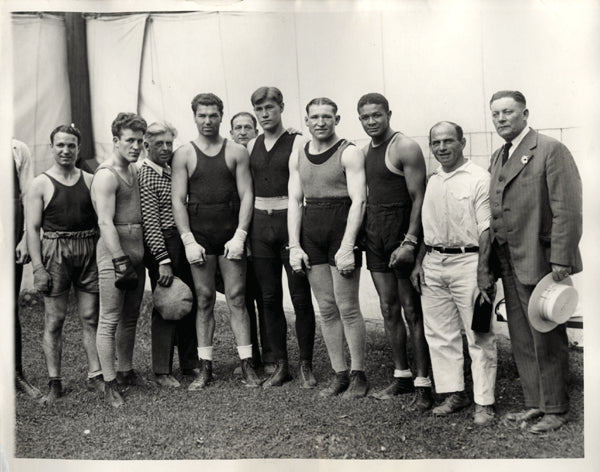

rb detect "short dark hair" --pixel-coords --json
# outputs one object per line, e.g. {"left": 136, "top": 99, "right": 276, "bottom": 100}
{"left": 489, "top": 90, "right": 527, "bottom": 107}
{"left": 251, "top": 86, "right": 284, "bottom": 107}
{"left": 305, "top": 97, "right": 338, "bottom": 115}
{"left": 357, "top": 93, "right": 390, "bottom": 113}
{"left": 230, "top": 112, "right": 257, "bottom": 130}
{"left": 50, "top": 124, "right": 81, "bottom": 145}
{"left": 111, "top": 112, "right": 147, "bottom": 138}
{"left": 429, "top": 121, "right": 464, "bottom": 143}
{"left": 191, "top": 93, "right": 224, "bottom": 114}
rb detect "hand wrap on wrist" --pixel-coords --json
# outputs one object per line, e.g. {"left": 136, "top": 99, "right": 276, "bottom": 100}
{"left": 112, "top": 255, "right": 138, "bottom": 290}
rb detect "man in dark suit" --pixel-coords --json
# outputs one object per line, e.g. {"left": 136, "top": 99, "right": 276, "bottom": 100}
{"left": 488, "top": 90, "right": 582, "bottom": 434}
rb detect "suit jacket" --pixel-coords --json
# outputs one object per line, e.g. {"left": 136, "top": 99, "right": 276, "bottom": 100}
{"left": 489, "top": 128, "right": 582, "bottom": 285}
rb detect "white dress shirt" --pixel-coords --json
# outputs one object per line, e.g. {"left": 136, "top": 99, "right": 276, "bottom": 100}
{"left": 422, "top": 160, "right": 491, "bottom": 248}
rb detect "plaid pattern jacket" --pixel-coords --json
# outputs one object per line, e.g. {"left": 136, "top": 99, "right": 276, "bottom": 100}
{"left": 138, "top": 159, "right": 177, "bottom": 263}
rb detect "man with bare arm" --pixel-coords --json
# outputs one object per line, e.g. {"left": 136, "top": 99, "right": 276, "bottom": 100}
{"left": 91, "top": 113, "right": 148, "bottom": 407}
{"left": 171, "top": 93, "right": 261, "bottom": 389}
{"left": 247, "top": 87, "right": 317, "bottom": 388}
{"left": 357, "top": 93, "right": 433, "bottom": 410}
{"left": 288, "top": 97, "right": 368, "bottom": 398}
{"left": 229, "top": 111, "right": 272, "bottom": 370}
{"left": 27, "top": 125, "right": 102, "bottom": 404}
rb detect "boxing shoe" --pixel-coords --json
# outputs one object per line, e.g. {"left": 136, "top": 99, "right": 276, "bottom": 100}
{"left": 370, "top": 377, "right": 414, "bottom": 400}
{"left": 299, "top": 360, "right": 317, "bottom": 389}
{"left": 15, "top": 373, "right": 42, "bottom": 399}
{"left": 240, "top": 358, "right": 262, "bottom": 388}
{"left": 263, "top": 360, "right": 292, "bottom": 388}
{"left": 188, "top": 360, "right": 213, "bottom": 390}
{"left": 342, "top": 370, "right": 369, "bottom": 399}
{"left": 104, "top": 379, "right": 124, "bottom": 408}
{"left": 116, "top": 369, "right": 147, "bottom": 386}
{"left": 319, "top": 370, "right": 350, "bottom": 398}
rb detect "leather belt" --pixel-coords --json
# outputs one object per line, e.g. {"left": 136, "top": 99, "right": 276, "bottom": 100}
{"left": 426, "top": 245, "right": 479, "bottom": 254}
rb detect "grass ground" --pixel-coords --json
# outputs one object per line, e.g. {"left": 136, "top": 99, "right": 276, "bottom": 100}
{"left": 15, "top": 290, "right": 583, "bottom": 460}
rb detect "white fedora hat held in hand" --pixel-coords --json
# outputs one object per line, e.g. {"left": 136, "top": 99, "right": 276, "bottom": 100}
{"left": 528, "top": 272, "right": 579, "bottom": 333}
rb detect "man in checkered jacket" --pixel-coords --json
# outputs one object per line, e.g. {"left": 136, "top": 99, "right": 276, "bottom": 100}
{"left": 139, "top": 121, "right": 199, "bottom": 387}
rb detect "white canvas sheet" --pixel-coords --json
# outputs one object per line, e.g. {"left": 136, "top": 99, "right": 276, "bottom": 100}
{"left": 12, "top": 14, "right": 70, "bottom": 175}
{"left": 86, "top": 13, "right": 147, "bottom": 161}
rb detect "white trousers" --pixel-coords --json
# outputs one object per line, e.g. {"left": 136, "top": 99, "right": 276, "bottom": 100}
{"left": 421, "top": 251, "right": 497, "bottom": 406}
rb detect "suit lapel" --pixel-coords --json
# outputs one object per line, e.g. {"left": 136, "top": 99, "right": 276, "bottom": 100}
{"left": 503, "top": 129, "right": 537, "bottom": 185}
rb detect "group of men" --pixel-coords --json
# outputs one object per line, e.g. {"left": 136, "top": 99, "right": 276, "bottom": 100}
{"left": 13, "top": 88, "right": 581, "bottom": 434}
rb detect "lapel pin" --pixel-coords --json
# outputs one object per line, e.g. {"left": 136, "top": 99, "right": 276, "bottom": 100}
{"left": 521, "top": 155, "right": 530, "bottom": 165}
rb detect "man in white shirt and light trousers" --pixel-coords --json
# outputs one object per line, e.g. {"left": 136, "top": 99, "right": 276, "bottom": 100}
{"left": 412, "top": 121, "right": 497, "bottom": 426}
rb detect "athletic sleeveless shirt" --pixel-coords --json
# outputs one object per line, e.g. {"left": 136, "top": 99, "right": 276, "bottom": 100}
{"left": 298, "top": 139, "right": 352, "bottom": 199}
{"left": 94, "top": 165, "right": 142, "bottom": 225}
{"left": 42, "top": 171, "right": 97, "bottom": 231}
{"left": 188, "top": 140, "right": 239, "bottom": 205}
{"left": 250, "top": 132, "right": 295, "bottom": 197}
{"left": 365, "top": 133, "right": 410, "bottom": 205}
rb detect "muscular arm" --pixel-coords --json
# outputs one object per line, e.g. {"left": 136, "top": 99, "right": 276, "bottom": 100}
{"left": 287, "top": 148, "right": 304, "bottom": 247}
{"left": 171, "top": 146, "right": 192, "bottom": 235}
{"left": 91, "top": 169, "right": 125, "bottom": 258}
{"left": 287, "top": 146, "right": 310, "bottom": 273}
{"left": 389, "top": 138, "right": 426, "bottom": 239}
{"left": 340, "top": 145, "right": 367, "bottom": 246}
{"left": 25, "top": 175, "right": 48, "bottom": 268}
{"left": 231, "top": 143, "right": 253, "bottom": 232}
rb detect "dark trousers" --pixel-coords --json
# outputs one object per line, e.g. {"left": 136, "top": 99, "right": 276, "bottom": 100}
{"left": 494, "top": 242, "right": 569, "bottom": 414}
{"left": 15, "top": 262, "right": 23, "bottom": 375}
{"left": 144, "top": 228, "right": 199, "bottom": 374}
{"left": 253, "top": 256, "right": 316, "bottom": 363}
{"left": 245, "top": 260, "right": 272, "bottom": 365}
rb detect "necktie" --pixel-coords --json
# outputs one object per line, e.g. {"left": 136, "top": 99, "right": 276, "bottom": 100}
{"left": 501, "top": 141, "right": 512, "bottom": 166}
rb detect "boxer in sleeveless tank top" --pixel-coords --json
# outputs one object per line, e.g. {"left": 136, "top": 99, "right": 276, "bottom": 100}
{"left": 247, "top": 87, "right": 316, "bottom": 389}
{"left": 172, "top": 93, "right": 261, "bottom": 389}
{"left": 91, "top": 113, "right": 148, "bottom": 407}
{"left": 357, "top": 93, "right": 433, "bottom": 409}
{"left": 27, "top": 125, "right": 101, "bottom": 405}
{"left": 288, "top": 97, "right": 368, "bottom": 399}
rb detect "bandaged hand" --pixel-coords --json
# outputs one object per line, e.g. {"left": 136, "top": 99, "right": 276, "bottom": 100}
{"left": 289, "top": 244, "right": 310, "bottom": 275}
{"left": 334, "top": 241, "right": 356, "bottom": 274}
{"left": 181, "top": 232, "right": 206, "bottom": 265}
{"left": 224, "top": 229, "right": 247, "bottom": 260}
{"left": 33, "top": 264, "right": 52, "bottom": 294}
{"left": 113, "top": 255, "right": 138, "bottom": 290}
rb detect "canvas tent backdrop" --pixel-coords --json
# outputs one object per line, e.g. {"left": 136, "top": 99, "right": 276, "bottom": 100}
{"left": 10, "top": 3, "right": 594, "bottom": 315}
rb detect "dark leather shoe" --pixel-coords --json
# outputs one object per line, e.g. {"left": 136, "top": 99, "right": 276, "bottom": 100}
{"left": 370, "top": 377, "right": 414, "bottom": 400}
{"left": 263, "top": 360, "right": 292, "bottom": 388}
{"left": 319, "top": 370, "right": 350, "bottom": 398}
{"left": 299, "top": 360, "right": 317, "bottom": 389}
{"left": 182, "top": 367, "right": 201, "bottom": 377}
{"left": 86, "top": 374, "right": 105, "bottom": 394}
{"left": 503, "top": 408, "right": 544, "bottom": 423}
{"left": 104, "top": 379, "right": 124, "bottom": 408}
{"left": 38, "top": 379, "right": 63, "bottom": 406}
{"left": 15, "top": 373, "right": 42, "bottom": 399}
{"left": 116, "top": 369, "right": 146, "bottom": 386}
{"left": 432, "top": 391, "right": 471, "bottom": 415}
{"left": 241, "top": 358, "right": 262, "bottom": 388}
{"left": 412, "top": 386, "right": 434, "bottom": 411}
{"left": 188, "top": 360, "right": 213, "bottom": 390}
{"left": 529, "top": 413, "right": 568, "bottom": 434}
{"left": 343, "top": 370, "right": 369, "bottom": 399}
